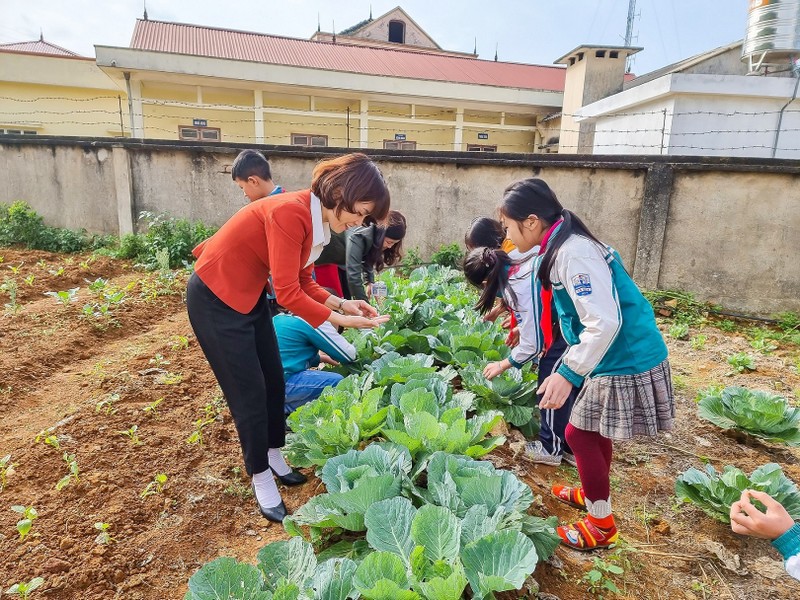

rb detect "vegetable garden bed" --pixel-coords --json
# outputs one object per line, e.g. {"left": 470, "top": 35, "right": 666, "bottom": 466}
{"left": 0, "top": 247, "right": 799, "bottom": 599}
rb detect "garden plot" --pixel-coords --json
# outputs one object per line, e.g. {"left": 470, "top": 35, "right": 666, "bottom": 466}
{"left": 0, "top": 248, "right": 799, "bottom": 599}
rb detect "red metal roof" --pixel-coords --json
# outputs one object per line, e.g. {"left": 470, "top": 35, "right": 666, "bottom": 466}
{"left": 130, "top": 20, "right": 566, "bottom": 93}
{"left": 0, "top": 39, "right": 81, "bottom": 57}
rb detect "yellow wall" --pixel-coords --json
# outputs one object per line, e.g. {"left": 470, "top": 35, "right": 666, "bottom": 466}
{"left": 461, "top": 126, "right": 536, "bottom": 153}
{"left": 0, "top": 81, "right": 128, "bottom": 137}
{"left": 264, "top": 115, "right": 350, "bottom": 147}
{"left": 141, "top": 104, "right": 254, "bottom": 142}
{"left": 368, "top": 119, "right": 454, "bottom": 150}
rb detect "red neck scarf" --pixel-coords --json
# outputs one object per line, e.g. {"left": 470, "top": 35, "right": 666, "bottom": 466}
{"left": 538, "top": 219, "right": 563, "bottom": 352}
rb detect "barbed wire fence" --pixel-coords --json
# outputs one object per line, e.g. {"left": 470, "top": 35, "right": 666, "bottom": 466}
{"left": 1, "top": 95, "right": 799, "bottom": 154}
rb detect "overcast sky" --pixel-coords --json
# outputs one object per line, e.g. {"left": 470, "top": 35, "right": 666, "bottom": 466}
{"left": 1, "top": 0, "right": 749, "bottom": 76}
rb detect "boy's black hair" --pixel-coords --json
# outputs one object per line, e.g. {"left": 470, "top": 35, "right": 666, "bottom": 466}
{"left": 500, "top": 178, "right": 602, "bottom": 290}
{"left": 465, "top": 217, "right": 504, "bottom": 250}
{"left": 231, "top": 149, "right": 272, "bottom": 181}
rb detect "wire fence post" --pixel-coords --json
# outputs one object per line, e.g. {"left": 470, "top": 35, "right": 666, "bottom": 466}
{"left": 660, "top": 108, "right": 667, "bottom": 155}
{"left": 117, "top": 95, "right": 125, "bottom": 137}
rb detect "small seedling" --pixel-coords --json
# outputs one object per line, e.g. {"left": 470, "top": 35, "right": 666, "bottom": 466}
{"left": 0, "top": 454, "right": 16, "bottom": 490}
{"left": 95, "top": 393, "right": 120, "bottom": 415}
{"left": 224, "top": 466, "right": 253, "bottom": 499}
{"left": 7, "top": 263, "right": 23, "bottom": 275}
{"left": 582, "top": 556, "right": 624, "bottom": 598}
{"left": 24, "top": 274, "right": 35, "bottom": 286}
{"left": 94, "top": 521, "right": 115, "bottom": 545}
{"left": 11, "top": 505, "right": 38, "bottom": 540}
{"left": 87, "top": 277, "right": 108, "bottom": 293}
{"left": 1, "top": 278, "right": 21, "bottom": 313}
{"left": 118, "top": 425, "right": 143, "bottom": 446}
{"left": 5, "top": 577, "right": 45, "bottom": 599}
{"left": 668, "top": 323, "right": 690, "bottom": 340}
{"left": 186, "top": 429, "right": 203, "bottom": 445}
{"left": 143, "top": 398, "right": 163, "bottom": 417}
{"left": 36, "top": 259, "right": 46, "bottom": 269}
{"left": 170, "top": 335, "right": 190, "bottom": 351}
{"left": 48, "top": 266, "right": 66, "bottom": 277}
{"left": 149, "top": 353, "right": 170, "bottom": 367}
{"left": 690, "top": 334, "right": 707, "bottom": 350}
{"left": 750, "top": 338, "right": 778, "bottom": 354}
{"left": 44, "top": 288, "right": 79, "bottom": 306}
{"left": 140, "top": 473, "right": 168, "bottom": 499}
{"left": 727, "top": 352, "right": 756, "bottom": 374}
{"left": 35, "top": 429, "right": 60, "bottom": 450}
{"left": 79, "top": 257, "right": 94, "bottom": 271}
{"left": 718, "top": 319, "right": 737, "bottom": 332}
{"left": 55, "top": 452, "right": 79, "bottom": 490}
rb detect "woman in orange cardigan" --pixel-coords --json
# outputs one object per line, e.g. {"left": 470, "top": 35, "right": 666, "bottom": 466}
{"left": 186, "top": 153, "right": 390, "bottom": 522}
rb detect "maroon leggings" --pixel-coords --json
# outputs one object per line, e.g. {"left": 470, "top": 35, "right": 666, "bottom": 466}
{"left": 565, "top": 423, "right": 613, "bottom": 503}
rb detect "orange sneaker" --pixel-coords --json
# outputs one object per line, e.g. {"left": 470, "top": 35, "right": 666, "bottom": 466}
{"left": 557, "top": 515, "right": 618, "bottom": 551}
{"left": 551, "top": 484, "right": 586, "bottom": 510}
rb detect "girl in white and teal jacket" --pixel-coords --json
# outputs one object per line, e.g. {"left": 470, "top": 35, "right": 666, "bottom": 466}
{"left": 497, "top": 178, "right": 675, "bottom": 551}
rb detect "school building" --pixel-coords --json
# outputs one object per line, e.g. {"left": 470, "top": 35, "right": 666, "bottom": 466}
{"left": 1, "top": 7, "right": 568, "bottom": 153}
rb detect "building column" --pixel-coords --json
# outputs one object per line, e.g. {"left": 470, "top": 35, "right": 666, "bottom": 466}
{"left": 359, "top": 98, "right": 369, "bottom": 149}
{"left": 124, "top": 74, "right": 144, "bottom": 138}
{"left": 254, "top": 90, "right": 265, "bottom": 144}
{"left": 453, "top": 107, "right": 464, "bottom": 151}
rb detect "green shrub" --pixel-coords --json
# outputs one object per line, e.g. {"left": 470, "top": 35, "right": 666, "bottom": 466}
{"left": 0, "top": 201, "right": 114, "bottom": 253}
{"left": 116, "top": 211, "right": 217, "bottom": 270}
{"left": 430, "top": 243, "right": 464, "bottom": 270}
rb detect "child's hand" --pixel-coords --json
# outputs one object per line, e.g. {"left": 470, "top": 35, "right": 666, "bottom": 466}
{"left": 730, "top": 489, "right": 795, "bottom": 540}
{"left": 505, "top": 327, "right": 520, "bottom": 348}
{"left": 537, "top": 373, "right": 573, "bottom": 410}
{"left": 483, "top": 360, "right": 510, "bottom": 380}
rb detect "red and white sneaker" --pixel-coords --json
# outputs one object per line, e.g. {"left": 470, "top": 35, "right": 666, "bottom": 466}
{"left": 557, "top": 516, "right": 618, "bottom": 551}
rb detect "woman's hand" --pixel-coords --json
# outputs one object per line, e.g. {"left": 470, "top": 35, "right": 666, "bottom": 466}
{"left": 538, "top": 372, "right": 574, "bottom": 410}
{"left": 730, "top": 489, "right": 795, "bottom": 540}
{"left": 365, "top": 283, "right": 373, "bottom": 298}
{"left": 483, "top": 359, "right": 511, "bottom": 380}
{"left": 342, "top": 299, "right": 378, "bottom": 318}
{"left": 329, "top": 312, "right": 390, "bottom": 329}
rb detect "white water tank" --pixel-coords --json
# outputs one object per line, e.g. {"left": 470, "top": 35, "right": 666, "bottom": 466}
{"left": 742, "top": 0, "right": 800, "bottom": 70}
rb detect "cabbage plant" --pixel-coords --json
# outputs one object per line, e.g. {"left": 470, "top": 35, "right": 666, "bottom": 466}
{"left": 459, "top": 364, "right": 538, "bottom": 427}
{"left": 675, "top": 462, "right": 800, "bottom": 523}
{"left": 697, "top": 386, "right": 800, "bottom": 445}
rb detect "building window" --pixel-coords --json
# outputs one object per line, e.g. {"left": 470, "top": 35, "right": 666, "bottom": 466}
{"left": 610, "top": 51, "right": 619, "bottom": 59}
{"left": 179, "top": 126, "right": 220, "bottom": 141}
{"left": 0, "top": 129, "right": 37, "bottom": 135}
{"left": 388, "top": 20, "right": 405, "bottom": 43}
{"left": 291, "top": 133, "right": 328, "bottom": 147}
{"left": 383, "top": 140, "right": 417, "bottom": 150}
{"left": 595, "top": 50, "right": 606, "bottom": 58}
{"left": 467, "top": 144, "right": 497, "bottom": 152}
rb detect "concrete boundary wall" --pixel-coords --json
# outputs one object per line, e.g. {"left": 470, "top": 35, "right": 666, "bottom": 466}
{"left": 0, "top": 136, "right": 798, "bottom": 315}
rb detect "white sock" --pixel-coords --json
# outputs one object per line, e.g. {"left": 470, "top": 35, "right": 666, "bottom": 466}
{"left": 268, "top": 448, "right": 291, "bottom": 476}
{"left": 252, "top": 469, "right": 282, "bottom": 508}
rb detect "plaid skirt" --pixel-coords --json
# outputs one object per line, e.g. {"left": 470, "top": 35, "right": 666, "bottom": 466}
{"left": 569, "top": 359, "right": 675, "bottom": 440}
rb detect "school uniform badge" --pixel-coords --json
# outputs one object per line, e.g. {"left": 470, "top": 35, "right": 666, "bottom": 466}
{"left": 572, "top": 273, "right": 592, "bottom": 296}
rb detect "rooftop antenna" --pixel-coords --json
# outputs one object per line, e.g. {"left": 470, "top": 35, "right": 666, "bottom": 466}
{"left": 317, "top": 12, "right": 321, "bottom": 32}
{"left": 624, "top": 0, "right": 639, "bottom": 73}
{"left": 332, "top": 20, "right": 336, "bottom": 43}
{"left": 494, "top": 42, "right": 498, "bottom": 62}
{"left": 369, "top": 5, "right": 373, "bottom": 20}
{"left": 39, "top": 28, "right": 44, "bottom": 42}
{"left": 473, "top": 37, "right": 477, "bottom": 56}
{"left": 143, "top": 0, "right": 148, "bottom": 20}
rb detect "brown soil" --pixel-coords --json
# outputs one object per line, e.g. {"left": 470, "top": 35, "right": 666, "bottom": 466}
{"left": 0, "top": 247, "right": 798, "bottom": 599}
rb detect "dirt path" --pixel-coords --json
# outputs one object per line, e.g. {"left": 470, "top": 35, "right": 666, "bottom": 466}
{"left": 0, "top": 248, "right": 798, "bottom": 599}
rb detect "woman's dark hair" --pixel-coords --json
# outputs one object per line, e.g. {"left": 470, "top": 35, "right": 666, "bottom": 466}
{"left": 500, "top": 178, "right": 602, "bottom": 290}
{"left": 366, "top": 210, "right": 406, "bottom": 272}
{"left": 311, "top": 153, "right": 390, "bottom": 221}
{"left": 462, "top": 247, "right": 513, "bottom": 315}
{"left": 465, "top": 217, "right": 504, "bottom": 250}
{"left": 231, "top": 149, "right": 272, "bottom": 181}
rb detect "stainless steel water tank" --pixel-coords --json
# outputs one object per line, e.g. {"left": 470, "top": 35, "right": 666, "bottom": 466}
{"left": 742, "top": 0, "right": 800, "bottom": 68}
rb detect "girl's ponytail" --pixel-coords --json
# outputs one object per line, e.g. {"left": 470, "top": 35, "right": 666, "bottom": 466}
{"left": 462, "top": 247, "right": 512, "bottom": 315}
